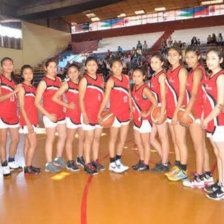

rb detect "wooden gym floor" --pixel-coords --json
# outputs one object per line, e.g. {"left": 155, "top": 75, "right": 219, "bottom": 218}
{"left": 0, "top": 124, "right": 224, "bottom": 224}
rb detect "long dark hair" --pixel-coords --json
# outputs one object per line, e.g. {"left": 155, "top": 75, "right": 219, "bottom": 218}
{"left": 20, "top": 64, "right": 34, "bottom": 84}
{"left": 1, "top": 57, "right": 16, "bottom": 81}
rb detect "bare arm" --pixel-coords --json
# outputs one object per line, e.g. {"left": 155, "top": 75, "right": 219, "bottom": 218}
{"left": 173, "top": 68, "right": 187, "bottom": 122}
{"left": 158, "top": 73, "right": 167, "bottom": 114}
{"left": 79, "top": 77, "right": 88, "bottom": 124}
{"left": 52, "top": 82, "right": 74, "bottom": 109}
{"left": 185, "top": 69, "right": 203, "bottom": 114}
{"left": 142, "top": 87, "right": 157, "bottom": 117}
{"left": 18, "top": 86, "right": 33, "bottom": 132}
{"left": 98, "top": 78, "right": 113, "bottom": 121}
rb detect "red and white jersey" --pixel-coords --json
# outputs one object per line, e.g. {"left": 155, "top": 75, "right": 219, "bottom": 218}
{"left": 186, "top": 65, "right": 206, "bottom": 119}
{"left": 131, "top": 84, "right": 152, "bottom": 128}
{"left": 64, "top": 80, "right": 81, "bottom": 125}
{"left": 166, "top": 65, "right": 187, "bottom": 119}
{"left": 83, "top": 74, "right": 104, "bottom": 125}
{"left": 0, "top": 74, "right": 18, "bottom": 124}
{"left": 19, "top": 83, "right": 38, "bottom": 127}
{"left": 109, "top": 74, "right": 130, "bottom": 122}
{"left": 42, "top": 76, "right": 65, "bottom": 121}
{"left": 148, "top": 70, "right": 166, "bottom": 103}
{"left": 203, "top": 70, "right": 224, "bottom": 134}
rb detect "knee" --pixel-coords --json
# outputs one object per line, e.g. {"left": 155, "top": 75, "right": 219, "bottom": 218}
{"left": 11, "top": 136, "right": 19, "bottom": 145}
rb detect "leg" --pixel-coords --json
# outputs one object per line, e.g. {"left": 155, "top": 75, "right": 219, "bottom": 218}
{"left": 174, "top": 124, "right": 187, "bottom": 165}
{"left": 23, "top": 135, "right": 29, "bottom": 159}
{"left": 157, "top": 122, "right": 170, "bottom": 164}
{"left": 26, "top": 132, "right": 37, "bottom": 167}
{"left": 92, "top": 128, "right": 102, "bottom": 161}
{"left": 84, "top": 130, "right": 94, "bottom": 164}
{"left": 8, "top": 128, "right": 19, "bottom": 158}
{"left": 77, "top": 128, "right": 84, "bottom": 157}
{"left": 56, "top": 123, "right": 67, "bottom": 158}
{"left": 150, "top": 124, "right": 162, "bottom": 158}
{"left": 0, "top": 129, "right": 7, "bottom": 162}
{"left": 116, "top": 124, "right": 129, "bottom": 156}
{"left": 168, "top": 123, "right": 180, "bottom": 162}
{"left": 141, "top": 132, "right": 150, "bottom": 165}
{"left": 45, "top": 128, "right": 56, "bottom": 162}
{"left": 202, "top": 130, "right": 211, "bottom": 172}
{"left": 134, "top": 130, "right": 144, "bottom": 161}
{"left": 65, "top": 128, "right": 76, "bottom": 161}
{"left": 108, "top": 127, "right": 119, "bottom": 158}
{"left": 189, "top": 123, "right": 204, "bottom": 175}
{"left": 214, "top": 142, "right": 224, "bottom": 185}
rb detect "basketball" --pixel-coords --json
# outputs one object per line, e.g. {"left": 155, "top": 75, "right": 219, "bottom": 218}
{"left": 151, "top": 106, "right": 167, "bottom": 123}
{"left": 177, "top": 107, "right": 195, "bottom": 125}
{"left": 100, "top": 109, "right": 115, "bottom": 128}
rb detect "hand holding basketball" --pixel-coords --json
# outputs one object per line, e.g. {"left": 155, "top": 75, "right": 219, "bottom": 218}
{"left": 151, "top": 107, "right": 167, "bottom": 124}
{"left": 100, "top": 109, "right": 115, "bottom": 128}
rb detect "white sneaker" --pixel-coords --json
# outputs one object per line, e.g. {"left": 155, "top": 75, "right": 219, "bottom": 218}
{"left": 8, "top": 161, "right": 22, "bottom": 171}
{"left": 203, "top": 173, "right": 214, "bottom": 186}
{"left": 109, "top": 162, "right": 125, "bottom": 173}
{"left": 2, "top": 165, "right": 11, "bottom": 177}
{"left": 183, "top": 176, "right": 205, "bottom": 189}
{"left": 115, "top": 159, "right": 129, "bottom": 172}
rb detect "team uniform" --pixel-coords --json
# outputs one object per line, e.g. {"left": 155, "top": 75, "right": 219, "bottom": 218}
{"left": 202, "top": 70, "right": 224, "bottom": 142}
{"left": 0, "top": 74, "right": 19, "bottom": 129}
{"left": 64, "top": 80, "right": 81, "bottom": 129}
{"left": 82, "top": 73, "right": 104, "bottom": 130}
{"left": 109, "top": 74, "right": 130, "bottom": 128}
{"left": 186, "top": 65, "right": 206, "bottom": 123}
{"left": 165, "top": 65, "right": 187, "bottom": 122}
{"left": 42, "top": 76, "right": 65, "bottom": 128}
{"left": 19, "top": 83, "right": 38, "bottom": 134}
{"left": 131, "top": 84, "right": 152, "bottom": 133}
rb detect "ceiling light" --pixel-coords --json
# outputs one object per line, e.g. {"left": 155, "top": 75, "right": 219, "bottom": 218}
{"left": 91, "top": 17, "right": 100, "bottom": 22}
{"left": 86, "top": 13, "right": 96, "bottom": 18}
{"left": 201, "top": 0, "right": 223, "bottom": 6}
{"left": 154, "top": 7, "right": 166, "bottom": 12}
{"left": 135, "top": 10, "right": 145, "bottom": 15}
{"left": 117, "top": 13, "right": 126, "bottom": 18}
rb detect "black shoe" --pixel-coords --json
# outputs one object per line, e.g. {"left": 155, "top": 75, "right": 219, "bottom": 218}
{"left": 67, "top": 160, "right": 80, "bottom": 172}
{"left": 132, "top": 160, "right": 144, "bottom": 170}
{"left": 139, "top": 164, "right": 150, "bottom": 172}
{"left": 31, "top": 166, "right": 41, "bottom": 173}
{"left": 151, "top": 163, "right": 169, "bottom": 173}
{"left": 206, "top": 186, "right": 224, "bottom": 200}
{"left": 24, "top": 166, "right": 39, "bottom": 175}
{"left": 91, "top": 160, "right": 105, "bottom": 171}
{"left": 84, "top": 163, "right": 98, "bottom": 175}
{"left": 204, "top": 181, "right": 221, "bottom": 194}
{"left": 76, "top": 156, "right": 85, "bottom": 168}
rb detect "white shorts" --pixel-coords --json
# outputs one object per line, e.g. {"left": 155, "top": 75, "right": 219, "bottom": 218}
{"left": 207, "top": 126, "right": 224, "bottom": 143}
{"left": 43, "top": 116, "right": 66, "bottom": 128}
{"left": 133, "top": 120, "right": 152, "bottom": 133}
{"left": 112, "top": 117, "right": 130, "bottom": 128}
{"left": 66, "top": 117, "right": 81, "bottom": 129}
{"left": 0, "top": 118, "right": 19, "bottom": 129}
{"left": 80, "top": 114, "right": 102, "bottom": 131}
{"left": 19, "top": 125, "right": 38, "bottom": 134}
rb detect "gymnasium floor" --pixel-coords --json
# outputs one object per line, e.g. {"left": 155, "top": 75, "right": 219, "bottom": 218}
{"left": 1, "top": 125, "right": 224, "bottom": 224}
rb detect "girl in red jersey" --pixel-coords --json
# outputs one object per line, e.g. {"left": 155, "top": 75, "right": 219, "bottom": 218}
{"left": 131, "top": 68, "right": 157, "bottom": 171}
{"left": 0, "top": 57, "right": 22, "bottom": 177}
{"left": 202, "top": 48, "right": 224, "bottom": 200}
{"left": 180, "top": 46, "right": 213, "bottom": 188}
{"left": 79, "top": 57, "right": 104, "bottom": 175}
{"left": 98, "top": 59, "right": 132, "bottom": 173}
{"left": 18, "top": 65, "right": 40, "bottom": 175}
{"left": 165, "top": 47, "right": 189, "bottom": 182}
{"left": 149, "top": 53, "right": 170, "bottom": 173}
{"left": 52, "top": 64, "right": 84, "bottom": 172}
{"left": 35, "top": 59, "right": 66, "bottom": 173}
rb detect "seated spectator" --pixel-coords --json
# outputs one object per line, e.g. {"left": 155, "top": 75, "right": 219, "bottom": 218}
{"left": 118, "top": 46, "right": 123, "bottom": 53}
{"left": 212, "top": 33, "right": 217, "bottom": 44}
{"left": 207, "top": 35, "right": 212, "bottom": 44}
{"left": 218, "top": 33, "right": 223, "bottom": 45}
{"left": 137, "top": 40, "right": 142, "bottom": 50}
{"left": 143, "top": 41, "right": 147, "bottom": 53}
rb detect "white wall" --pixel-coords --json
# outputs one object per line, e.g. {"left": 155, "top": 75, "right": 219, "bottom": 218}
{"left": 0, "top": 21, "right": 71, "bottom": 70}
{"left": 94, "top": 31, "right": 164, "bottom": 53}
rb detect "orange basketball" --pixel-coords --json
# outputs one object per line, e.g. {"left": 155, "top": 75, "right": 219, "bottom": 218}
{"left": 100, "top": 109, "right": 115, "bottom": 128}
{"left": 177, "top": 107, "right": 194, "bottom": 125}
{"left": 151, "top": 106, "right": 167, "bottom": 123}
